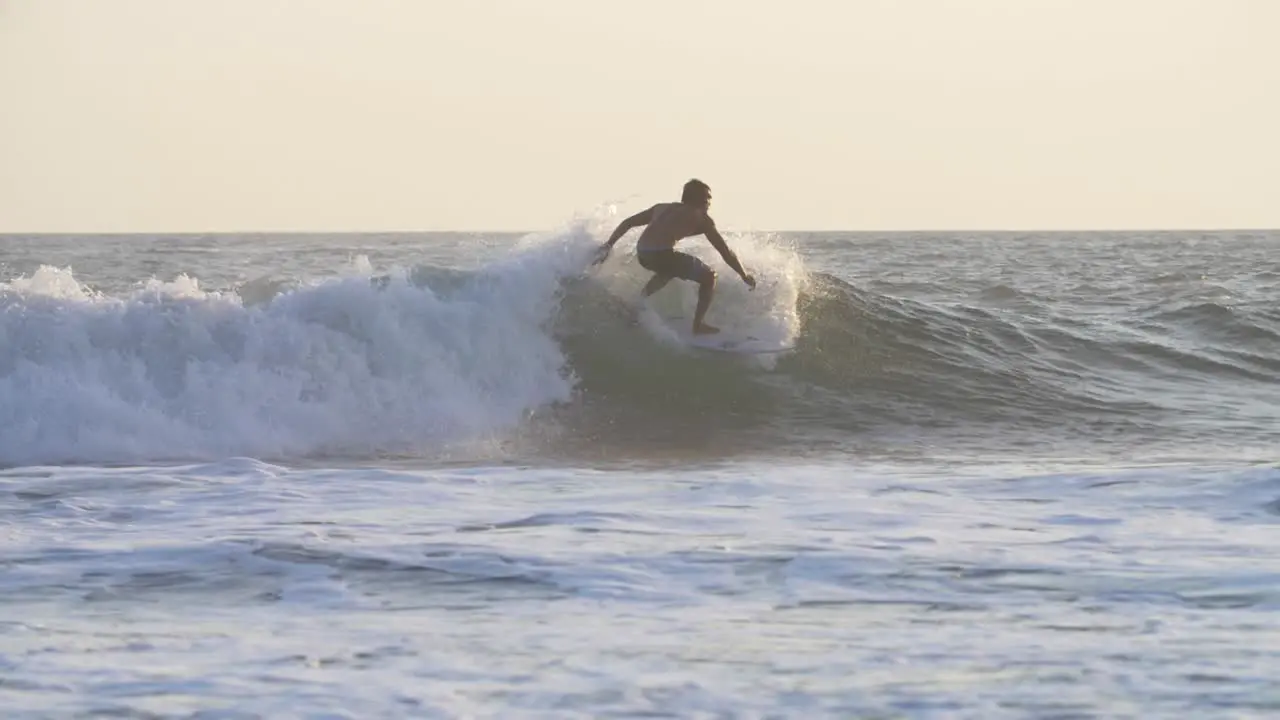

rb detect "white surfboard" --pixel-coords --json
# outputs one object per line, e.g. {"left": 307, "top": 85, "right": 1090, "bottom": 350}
{"left": 678, "top": 329, "right": 795, "bottom": 355}
{"left": 635, "top": 305, "right": 795, "bottom": 355}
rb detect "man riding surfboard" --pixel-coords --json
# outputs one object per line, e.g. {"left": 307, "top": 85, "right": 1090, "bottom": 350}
{"left": 594, "top": 179, "right": 756, "bottom": 335}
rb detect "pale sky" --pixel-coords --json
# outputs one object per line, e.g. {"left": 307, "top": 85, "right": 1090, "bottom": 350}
{"left": 1, "top": 0, "right": 1276, "bottom": 232}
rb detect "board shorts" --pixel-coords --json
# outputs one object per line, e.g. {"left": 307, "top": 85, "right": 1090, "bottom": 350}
{"left": 636, "top": 249, "right": 712, "bottom": 282}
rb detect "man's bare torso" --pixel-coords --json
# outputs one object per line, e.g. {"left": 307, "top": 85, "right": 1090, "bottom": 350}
{"left": 635, "top": 203, "right": 708, "bottom": 252}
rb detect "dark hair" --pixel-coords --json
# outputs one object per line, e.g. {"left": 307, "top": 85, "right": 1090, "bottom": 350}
{"left": 682, "top": 178, "right": 710, "bottom": 204}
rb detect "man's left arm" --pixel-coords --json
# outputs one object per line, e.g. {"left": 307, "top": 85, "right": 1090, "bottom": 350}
{"left": 705, "top": 218, "right": 756, "bottom": 288}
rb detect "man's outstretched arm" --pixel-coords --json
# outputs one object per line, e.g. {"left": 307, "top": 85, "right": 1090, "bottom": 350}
{"left": 704, "top": 218, "right": 756, "bottom": 288}
{"left": 594, "top": 206, "right": 656, "bottom": 263}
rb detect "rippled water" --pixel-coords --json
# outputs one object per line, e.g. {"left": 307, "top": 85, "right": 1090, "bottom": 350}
{"left": 3, "top": 228, "right": 1279, "bottom": 717}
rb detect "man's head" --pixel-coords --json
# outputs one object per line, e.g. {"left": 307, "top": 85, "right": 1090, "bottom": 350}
{"left": 681, "top": 178, "right": 711, "bottom": 210}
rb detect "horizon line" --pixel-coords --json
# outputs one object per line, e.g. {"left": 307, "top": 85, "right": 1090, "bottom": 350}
{"left": 3, "top": 227, "right": 1278, "bottom": 237}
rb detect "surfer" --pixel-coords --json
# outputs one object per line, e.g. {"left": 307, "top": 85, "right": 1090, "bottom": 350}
{"left": 593, "top": 179, "right": 756, "bottom": 335}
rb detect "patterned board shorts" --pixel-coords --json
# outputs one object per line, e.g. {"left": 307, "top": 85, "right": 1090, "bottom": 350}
{"left": 636, "top": 249, "right": 713, "bottom": 282}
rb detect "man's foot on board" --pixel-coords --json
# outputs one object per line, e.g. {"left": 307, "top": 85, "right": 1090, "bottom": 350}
{"left": 693, "top": 322, "right": 720, "bottom": 335}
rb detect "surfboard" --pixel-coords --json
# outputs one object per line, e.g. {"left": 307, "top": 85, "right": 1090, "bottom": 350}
{"left": 635, "top": 306, "right": 795, "bottom": 355}
{"left": 678, "top": 329, "right": 795, "bottom": 355}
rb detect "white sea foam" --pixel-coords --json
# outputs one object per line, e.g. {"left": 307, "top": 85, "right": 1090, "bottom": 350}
{"left": 0, "top": 224, "right": 601, "bottom": 466}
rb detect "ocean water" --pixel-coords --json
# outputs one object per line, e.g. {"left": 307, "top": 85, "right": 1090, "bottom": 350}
{"left": 3, "top": 222, "right": 1280, "bottom": 718}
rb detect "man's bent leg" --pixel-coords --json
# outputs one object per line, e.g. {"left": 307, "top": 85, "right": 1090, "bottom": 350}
{"left": 692, "top": 273, "right": 719, "bottom": 335}
{"left": 642, "top": 273, "right": 673, "bottom": 297}
{"left": 631, "top": 274, "right": 673, "bottom": 325}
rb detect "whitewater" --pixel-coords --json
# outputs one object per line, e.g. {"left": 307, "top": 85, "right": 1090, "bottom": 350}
{"left": 3, "top": 222, "right": 1280, "bottom": 717}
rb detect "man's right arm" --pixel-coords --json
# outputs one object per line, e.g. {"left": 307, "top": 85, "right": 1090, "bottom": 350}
{"left": 594, "top": 205, "right": 656, "bottom": 264}
{"left": 603, "top": 206, "right": 655, "bottom": 248}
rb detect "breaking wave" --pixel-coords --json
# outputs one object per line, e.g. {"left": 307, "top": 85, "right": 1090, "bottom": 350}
{"left": 4, "top": 222, "right": 1278, "bottom": 466}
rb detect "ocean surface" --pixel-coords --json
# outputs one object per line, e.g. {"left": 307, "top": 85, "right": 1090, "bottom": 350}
{"left": 3, "top": 222, "right": 1280, "bottom": 718}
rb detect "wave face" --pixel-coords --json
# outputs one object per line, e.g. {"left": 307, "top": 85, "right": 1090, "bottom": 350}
{"left": 555, "top": 235, "right": 1280, "bottom": 461}
{"left": 3, "top": 228, "right": 1279, "bottom": 465}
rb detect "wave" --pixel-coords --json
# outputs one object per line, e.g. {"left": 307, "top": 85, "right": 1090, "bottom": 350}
{"left": 552, "top": 258, "right": 1280, "bottom": 454}
{"left": 3, "top": 224, "right": 1279, "bottom": 466}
